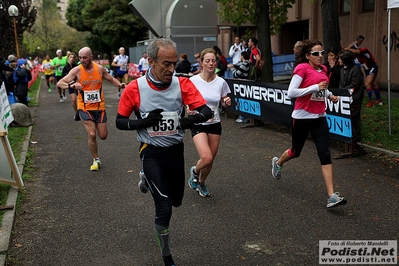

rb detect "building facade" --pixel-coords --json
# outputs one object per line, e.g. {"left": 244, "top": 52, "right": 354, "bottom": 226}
{"left": 218, "top": 0, "right": 399, "bottom": 89}
{"left": 56, "top": 0, "right": 68, "bottom": 22}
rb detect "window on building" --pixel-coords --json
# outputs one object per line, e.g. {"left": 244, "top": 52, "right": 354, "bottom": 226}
{"left": 340, "top": 0, "right": 350, "bottom": 14}
{"left": 362, "top": 0, "right": 375, "bottom": 12}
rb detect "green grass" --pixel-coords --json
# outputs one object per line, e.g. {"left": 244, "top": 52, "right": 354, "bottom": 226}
{"left": 361, "top": 95, "right": 399, "bottom": 152}
{"left": 27, "top": 75, "right": 40, "bottom": 107}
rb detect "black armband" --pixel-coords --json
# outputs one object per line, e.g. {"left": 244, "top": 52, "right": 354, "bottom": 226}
{"left": 116, "top": 114, "right": 142, "bottom": 130}
{"left": 195, "top": 104, "right": 213, "bottom": 123}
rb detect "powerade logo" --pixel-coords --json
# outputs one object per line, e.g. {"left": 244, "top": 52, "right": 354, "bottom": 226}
{"left": 235, "top": 98, "right": 261, "bottom": 116}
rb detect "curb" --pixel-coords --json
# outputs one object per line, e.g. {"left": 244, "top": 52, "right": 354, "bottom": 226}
{"left": 362, "top": 143, "right": 399, "bottom": 157}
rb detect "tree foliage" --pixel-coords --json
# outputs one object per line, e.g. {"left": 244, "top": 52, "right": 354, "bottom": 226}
{"left": 0, "top": 0, "right": 37, "bottom": 59}
{"left": 66, "top": 0, "right": 148, "bottom": 56}
{"left": 216, "top": 0, "right": 295, "bottom": 36}
{"left": 216, "top": 0, "right": 295, "bottom": 82}
{"left": 22, "top": 0, "right": 89, "bottom": 57}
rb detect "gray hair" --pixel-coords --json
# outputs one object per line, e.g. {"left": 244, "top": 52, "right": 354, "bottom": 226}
{"left": 147, "top": 38, "right": 177, "bottom": 62}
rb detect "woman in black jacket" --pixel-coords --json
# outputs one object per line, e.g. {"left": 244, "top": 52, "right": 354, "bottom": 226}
{"left": 338, "top": 50, "right": 365, "bottom": 151}
{"left": 175, "top": 53, "right": 191, "bottom": 74}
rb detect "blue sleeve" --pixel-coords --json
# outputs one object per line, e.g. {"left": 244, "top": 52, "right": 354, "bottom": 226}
{"left": 138, "top": 65, "right": 142, "bottom": 72}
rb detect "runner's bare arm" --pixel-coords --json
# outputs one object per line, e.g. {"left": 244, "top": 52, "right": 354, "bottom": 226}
{"left": 57, "top": 67, "right": 80, "bottom": 90}
{"left": 100, "top": 65, "right": 125, "bottom": 89}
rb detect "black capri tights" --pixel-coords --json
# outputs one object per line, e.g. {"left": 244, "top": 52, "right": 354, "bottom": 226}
{"left": 289, "top": 117, "right": 332, "bottom": 165}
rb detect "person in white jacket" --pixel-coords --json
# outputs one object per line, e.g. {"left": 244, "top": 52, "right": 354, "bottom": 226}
{"left": 228, "top": 36, "right": 243, "bottom": 64}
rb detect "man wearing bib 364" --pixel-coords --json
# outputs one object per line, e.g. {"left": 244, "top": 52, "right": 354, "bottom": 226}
{"left": 57, "top": 47, "right": 125, "bottom": 171}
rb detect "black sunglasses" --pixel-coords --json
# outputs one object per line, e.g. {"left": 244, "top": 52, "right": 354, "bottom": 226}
{"left": 309, "top": 50, "right": 325, "bottom": 56}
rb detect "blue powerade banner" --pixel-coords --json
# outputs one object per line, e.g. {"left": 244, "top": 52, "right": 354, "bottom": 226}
{"left": 224, "top": 79, "right": 352, "bottom": 143}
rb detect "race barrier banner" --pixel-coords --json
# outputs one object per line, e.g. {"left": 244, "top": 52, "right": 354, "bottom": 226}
{"left": 28, "top": 65, "right": 40, "bottom": 89}
{"left": 224, "top": 78, "right": 353, "bottom": 143}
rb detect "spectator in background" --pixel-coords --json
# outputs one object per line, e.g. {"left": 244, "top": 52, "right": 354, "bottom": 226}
{"left": 227, "top": 51, "right": 250, "bottom": 79}
{"left": 33, "top": 57, "right": 39, "bottom": 66}
{"left": 190, "top": 52, "right": 202, "bottom": 75}
{"left": 13, "top": 58, "right": 32, "bottom": 106}
{"left": 3, "top": 55, "right": 17, "bottom": 96}
{"left": 138, "top": 52, "right": 149, "bottom": 75}
{"left": 338, "top": 50, "right": 365, "bottom": 154}
{"left": 346, "top": 37, "right": 381, "bottom": 107}
{"left": 1, "top": 58, "right": 14, "bottom": 96}
{"left": 212, "top": 46, "right": 227, "bottom": 77}
{"left": 347, "top": 35, "right": 365, "bottom": 52}
{"left": 175, "top": 53, "right": 191, "bottom": 74}
{"left": 228, "top": 51, "right": 251, "bottom": 124}
{"left": 293, "top": 41, "right": 304, "bottom": 69}
{"left": 242, "top": 39, "right": 249, "bottom": 52}
{"left": 229, "top": 36, "right": 244, "bottom": 64}
{"left": 323, "top": 48, "right": 341, "bottom": 89}
{"left": 293, "top": 41, "right": 303, "bottom": 57}
{"left": 248, "top": 37, "right": 262, "bottom": 81}
{"left": 26, "top": 56, "right": 33, "bottom": 70}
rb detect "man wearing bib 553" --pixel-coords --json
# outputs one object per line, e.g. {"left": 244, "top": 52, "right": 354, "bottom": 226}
{"left": 57, "top": 47, "right": 125, "bottom": 171}
{"left": 116, "top": 38, "right": 213, "bottom": 266}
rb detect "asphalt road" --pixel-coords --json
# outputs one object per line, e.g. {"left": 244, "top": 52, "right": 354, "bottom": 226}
{"left": 7, "top": 78, "right": 399, "bottom": 266}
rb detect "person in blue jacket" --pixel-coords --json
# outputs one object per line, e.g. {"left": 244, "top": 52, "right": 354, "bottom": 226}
{"left": 13, "top": 58, "right": 32, "bottom": 106}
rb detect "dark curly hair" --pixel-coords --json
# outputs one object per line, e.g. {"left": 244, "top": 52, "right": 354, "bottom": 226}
{"left": 294, "top": 39, "right": 323, "bottom": 66}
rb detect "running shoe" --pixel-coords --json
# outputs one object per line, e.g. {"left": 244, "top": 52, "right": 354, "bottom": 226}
{"left": 74, "top": 111, "right": 81, "bottom": 121}
{"left": 271, "top": 157, "right": 282, "bottom": 180}
{"left": 62, "top": 93, "right": 66, "bottom": 100}
{"left": 236, "top": 116, "right": 249, "bottom": 123}
{"left": 138, "top": 170, "right": 150, "bottom": 193}
{"left": 365, "top": 100, "right": 374, "bottom": 107}
{"left": 90, "top": 158, "right": 101, "bottom": 171}
{"left": 48, "top": 88, "right": 52, "bottom": 93}
{"left": 197, "top": 183, "right": 210, "bottom": 197}
{"left": 327, "top": 192, "right": 347, "bottom": 208}
{"left": 188, "top": 166, "right": 199, "bottom": 189}
{"left": 375, "top": 99, "right": 383, "bottom": 106}
{"left": 60, "top": 98, "right": 64, "bottom": 103}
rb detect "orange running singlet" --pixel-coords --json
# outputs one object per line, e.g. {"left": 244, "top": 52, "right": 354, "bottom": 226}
{"left": 77, "top": 63, "right": 105, "bottom": 111}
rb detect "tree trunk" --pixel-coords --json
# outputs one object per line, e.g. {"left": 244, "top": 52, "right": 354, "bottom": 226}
{"left": 255, "top": 0, "right": 273, "bottom": 82}
{"left": 320, "top": 0, "right": 341, "bottom": 55}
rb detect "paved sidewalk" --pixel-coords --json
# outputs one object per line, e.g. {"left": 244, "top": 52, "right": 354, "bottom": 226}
{"left": 1, "top": 78, "right": 398, "bottom": 265}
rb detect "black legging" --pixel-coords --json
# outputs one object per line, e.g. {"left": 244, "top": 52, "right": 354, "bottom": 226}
{"left": 139, "top": 142, "right": 185, "bottom": 227}
{"left": 290, "top": 117, "right": 332, "bottom": 165}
